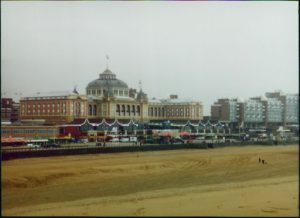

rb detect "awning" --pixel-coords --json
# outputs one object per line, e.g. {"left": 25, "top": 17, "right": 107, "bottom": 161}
{"left": 180, "top": 131, "right": 190, "bottom": 137}
{"left": 1, "top": 137, "right": 26, "bottom": 143}
{"left": 159, "top": 132, "right": 175, "bottom": 137}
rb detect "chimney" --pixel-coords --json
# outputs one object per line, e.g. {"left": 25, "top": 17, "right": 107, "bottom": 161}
{"left": 170, "top": 94, "right": 178, "bottom": 99}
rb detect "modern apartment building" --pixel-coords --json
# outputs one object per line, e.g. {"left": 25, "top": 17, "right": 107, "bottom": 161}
{"left": 266, "top": 91, "right": 299, "bottom": 125}
{"left": 241, "top": 98, "right": 265, "bottom": 128}
{"left": 211, "top": 91, "right": 298, "bottom": 129}
{"left": 211, "top": 98, "right": 240, "bottom": 123}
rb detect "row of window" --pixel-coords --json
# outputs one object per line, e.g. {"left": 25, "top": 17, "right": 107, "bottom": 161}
{"left": 23, "top": 103, "right": 66, "bottom": 108}
{"left": 116, "top": 104, "right": 140, "bottom": 116}
{"left": 22, "top": 109, "right": 67, "bottom": 114}
{"left": 87, "top": 89, "right": 129, "bottom": 97}
{"left": 149, "top": 107, "right": 193, "bottom": 117}
{"left": 24, "top": 96, "right": 67, "bottom": 100}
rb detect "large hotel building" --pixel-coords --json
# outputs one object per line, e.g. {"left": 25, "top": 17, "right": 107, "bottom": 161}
{"left": 19, "top": 67, "right": 203, "bottom": 125}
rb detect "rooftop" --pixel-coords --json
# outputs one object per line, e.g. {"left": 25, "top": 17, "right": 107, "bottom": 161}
{"left": 149, "top": 97, "right": 200, "bottom": 105}
{"left": 21, "top": 90, "right": 80, "bottom": 99}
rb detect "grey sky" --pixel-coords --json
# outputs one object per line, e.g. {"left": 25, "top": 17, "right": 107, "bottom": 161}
{"left": 1, "top": 1, "right": 298, "bottom": 115}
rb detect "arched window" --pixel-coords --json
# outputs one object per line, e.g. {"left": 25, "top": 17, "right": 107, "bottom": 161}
{"left": 150, "top": 107, "right": 153, "bottom": 116}
{"left": 132, "top": 105, "right": 136, "bottom": 116}
{"left": 116, "top": 104, "right": 120, "bottom": 116}
{"left": 122, "top": 105, "right": 125, "bottom": 116}
{"left": 127, "top": 105, "right": 131, "bottom": 116}
{"left": 154, "top": 108, "right": 157, "bottom": 117}
{"left": 158, "top": 108, "right": 161, "bottom": 117}
{"left": 162, "top": 108, "right": 165, "bottom": 117}
{"left": 137, "top": 105, "right": 140, "bottom": 116}
{"left": 93, "top": 105, "right": 97, "bottom": 116}
{"left": 89, "top": 105, "right": 92, "bottom": 116}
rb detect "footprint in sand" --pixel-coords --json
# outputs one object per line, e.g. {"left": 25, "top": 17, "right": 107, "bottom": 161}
{"left": 261, "top": 209, "right": 277, "bottom": 213}
{"left": 134, "top": 207, "right": 145, "bottom": 215}
{"left": 217, "top": 204, "right": 223, "bottom": 209}
{"left": 270, "top": 207, "right": 290, "bottom": 211}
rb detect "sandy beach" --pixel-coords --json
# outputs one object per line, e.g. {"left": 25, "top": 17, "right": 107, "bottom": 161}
{"left": 2, "top": 144, "right": 299, "bottom": 216}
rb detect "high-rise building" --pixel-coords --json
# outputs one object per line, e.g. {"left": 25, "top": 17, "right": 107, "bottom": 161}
{"left": 265, "top": 97, "right": 284, "bottom": 126}
{"left": 210, "top": 98, "right": 240, "bottom": 122}
{"left": 266, "top": 91, "right": 299, "bottom": 125}
{"left": 211, "top": 91, "right": 298, "bottom": 129}
{"left": 241, "top": 98, "right": 265, "bottom": 128}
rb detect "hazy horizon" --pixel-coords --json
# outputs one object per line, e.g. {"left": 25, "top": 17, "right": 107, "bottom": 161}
{"left": 1, "top": 1, "right": 298, "bottom": 115}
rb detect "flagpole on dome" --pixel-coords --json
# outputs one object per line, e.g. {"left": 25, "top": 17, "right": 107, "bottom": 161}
{"left": 139, "top": 80, "right": 142, "bottom": 91}
{"left": 106, "top": 55, "right": 109, "bottom": 69}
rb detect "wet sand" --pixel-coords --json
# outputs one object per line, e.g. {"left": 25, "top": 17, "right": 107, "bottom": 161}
{"left": 2, "top": 144, "right": 299, "bottom": 216}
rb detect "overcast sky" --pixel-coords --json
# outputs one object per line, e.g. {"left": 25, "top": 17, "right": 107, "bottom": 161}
{"left": 1, "top": 1, "right": 298, "bottom": 115}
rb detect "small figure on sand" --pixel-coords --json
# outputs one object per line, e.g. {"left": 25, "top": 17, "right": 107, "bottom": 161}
{"left": 261, "top": 159, "right": 267, "bottom": 164}
{"left": 259, "top": 157, "right": 268, "bottom": 164}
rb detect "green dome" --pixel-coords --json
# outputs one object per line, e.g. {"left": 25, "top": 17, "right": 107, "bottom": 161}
{"left": 87, "top": 79, "right": 128, "bottom": 89}
{"left": 86, "top": 68, "right": 128, "bottom": 90}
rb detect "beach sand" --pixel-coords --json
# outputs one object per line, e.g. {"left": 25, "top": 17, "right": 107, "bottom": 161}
{"left": 2, "top": 144, "right": 299, "bottom": 216}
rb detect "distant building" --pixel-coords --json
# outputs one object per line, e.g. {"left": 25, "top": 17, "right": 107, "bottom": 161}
{"left": 261, "top": 96, "right": 283, "bottom": 127}
{"left": 1, "top": 98, "right": 19, "bottom": 124}
{"left": 11, "top": 101, "right": 20, "bottom": 123}
{"left": 211, "top": 91, "right": 298, "bottom": 129}
{"left": 242, "top": 98, "right": 265, "bottom": 128}
{"left": 148, "top": 95, "right": 203, "bottom": 121}
{"left": 19, "top": 90, "right": 88, "bottom": 125}
{"left": 1, "top": 98, "right": 13, "bottom": 122}
{"left": 211, "top": 98, "right": 240, "bottom": 123}
{"left": 266, "top": 91, "right": 298, "bottom": 125}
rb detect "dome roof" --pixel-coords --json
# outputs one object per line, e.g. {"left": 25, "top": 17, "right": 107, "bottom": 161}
{"left": 86, "top": 68, "right": 128, "bottom": 90}
{"left": 87, "top": 79, "right": 128, "bottom": 89}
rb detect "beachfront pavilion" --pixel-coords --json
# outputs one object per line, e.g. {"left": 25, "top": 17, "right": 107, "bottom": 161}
{"left": 59, "top": 118, "right": 228, "bottom": 140}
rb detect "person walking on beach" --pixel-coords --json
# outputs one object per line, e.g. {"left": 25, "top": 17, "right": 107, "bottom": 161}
{"left": 259, "top": 157, "right": 261, "bottom": 163}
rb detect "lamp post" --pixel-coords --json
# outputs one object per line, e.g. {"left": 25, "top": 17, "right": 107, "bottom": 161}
{"left": 53, "top": 128, "right": 56, "bottom": 143}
